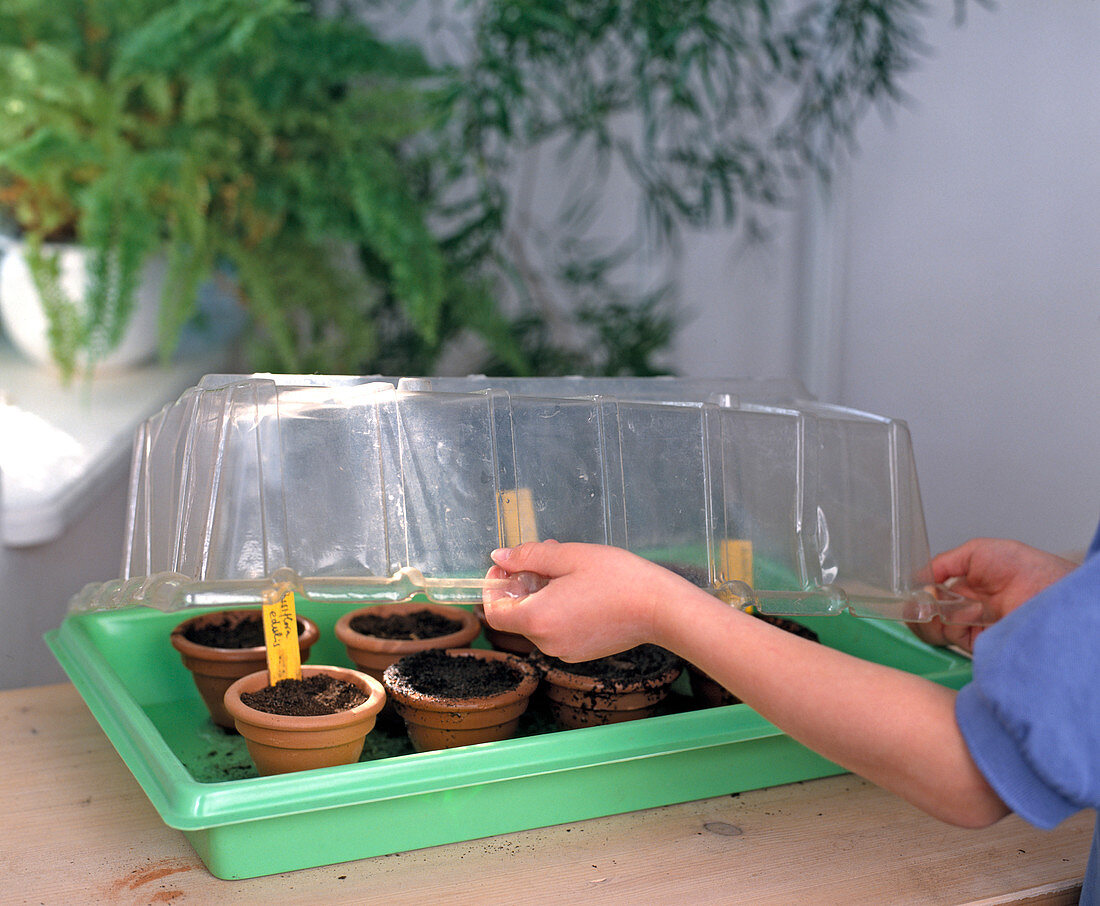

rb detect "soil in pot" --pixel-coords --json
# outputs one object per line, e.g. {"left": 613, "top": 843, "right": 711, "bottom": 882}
{"left": 240, "top": 673, "right": 368, "bottom": 716}
{"left": 349, "top": 609, "right": 465, "bottom": 640}
{"left": 687, "top": 613, "right": 821, "bottom": 707}
{"left": 531, "top": 645, "right": 683, "bottom": 729}
{"left": 170, "top": 609, "right": 320, "bottom": 729}
{"left": 223, "top": 665, "right": 386, "bottom": 776}
{"left": 334, "top": 602, "right": 481, "bottom": 681}
{"left": 182, "top": 614, "right": 267, "bottom": 648}
{"left": 382, "top": 647, "right": 540, "bottom": 752}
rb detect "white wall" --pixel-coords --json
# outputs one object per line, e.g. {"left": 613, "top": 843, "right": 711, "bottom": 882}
{"left": 674, "top": 2, "right": 1100, "bottom": 556}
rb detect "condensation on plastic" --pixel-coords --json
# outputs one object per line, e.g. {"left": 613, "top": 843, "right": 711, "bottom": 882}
{"left": 67, "top": 375, "right": 989, "bottom": 624}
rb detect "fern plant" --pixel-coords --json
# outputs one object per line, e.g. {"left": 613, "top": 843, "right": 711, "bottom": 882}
{"left": 0, "top": 0, "right": 484, "bottom": 380}
{"left": 0, "top": 0, "right": 970, "bottom": 381}
{"left": 390, "top": 0, "right": 959, "bottom": 378}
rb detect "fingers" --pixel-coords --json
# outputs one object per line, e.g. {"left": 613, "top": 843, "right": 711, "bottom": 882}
{"left": 482, "top": 564, "right": 536, "bottom": 622}
{"left": 907, "top": 615, "right": 951, "bottom": 648}
{"left": 930, "top": 541, "right": 980, "bottom": 585}
{"left": 490, "top": 539, "right": 569, "bottom": 578}
{"left": 481, "top": 564, "right": 513, "bottom": 604}
{"left": 907, "top": 615, "right": 980, "bottom": 654}
{"left": 481, "top": 592, "right": 525, "bottom": 627}
{"left": 481, "top": 560, "right": 551, "bottom": 633}
{"left": 483, "top": 564, "right": 546, "bottom": 599}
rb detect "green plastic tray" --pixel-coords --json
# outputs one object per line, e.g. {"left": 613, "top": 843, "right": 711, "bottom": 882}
{"left": 45, "top": 603, "right": 971, "bottom": 880}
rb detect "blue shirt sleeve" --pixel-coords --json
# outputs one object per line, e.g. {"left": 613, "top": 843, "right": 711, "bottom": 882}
{"left": 955, "top": 551, "right": 1100, "bottom": 829}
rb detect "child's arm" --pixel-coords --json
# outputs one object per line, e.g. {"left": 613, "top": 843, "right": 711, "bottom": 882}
{"left": 484, "top": 541, "right": 1009, "bottom": 829}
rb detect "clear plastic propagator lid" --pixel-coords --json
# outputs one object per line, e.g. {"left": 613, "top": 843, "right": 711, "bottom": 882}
{"left": 70, "top": 374, "right": 987, "bottom": 625}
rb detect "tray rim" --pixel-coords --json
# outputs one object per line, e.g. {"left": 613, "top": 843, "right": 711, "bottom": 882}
{"left": 45, "top": 604, "right": 973, "bottom": 835}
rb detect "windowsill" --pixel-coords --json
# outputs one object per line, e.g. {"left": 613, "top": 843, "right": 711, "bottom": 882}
{"left": 0, "top": 330, "right": 241, "bottom": 548}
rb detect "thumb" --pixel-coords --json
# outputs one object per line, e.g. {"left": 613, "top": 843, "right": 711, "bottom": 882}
{"left": 481, "top": 564, "right": 542, "bottom": 630}
{"left": 930, "top": 545, "right": 974, "bottom": 585}
{"left": 490, "top": 539, "right": 564, "bottom": 576}
{"left": 482, "top": 563, "right": 547, "bottom": 609}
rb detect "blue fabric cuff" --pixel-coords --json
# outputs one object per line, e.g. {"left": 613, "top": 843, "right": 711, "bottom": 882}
{"left": 956, "top": 681, "right": 1080, "bottom": 830}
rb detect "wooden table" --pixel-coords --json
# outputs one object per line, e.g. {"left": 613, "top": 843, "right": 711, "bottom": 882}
{"left": 3, "top": 683, "right": 1092, "bottom": 905}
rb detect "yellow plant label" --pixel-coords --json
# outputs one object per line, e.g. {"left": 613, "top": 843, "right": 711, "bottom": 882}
{"left": 262, "top": 589, "right": 302, "bottom": 683}
{"left": 720, "top": 539, "right": 754, "bottom": 585}
{"left": 498, "top": 488, "right": 538, "bottom": 547}
{"left": 720, "top": 539, "right": 756, "bottom": 612}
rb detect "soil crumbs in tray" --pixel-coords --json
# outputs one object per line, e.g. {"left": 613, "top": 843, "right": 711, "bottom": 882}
{"left": 174, "top": 618, "right": 815, "bottom": 784}
{"left": 178, "top": 685, "right": 694, "bottom": 783}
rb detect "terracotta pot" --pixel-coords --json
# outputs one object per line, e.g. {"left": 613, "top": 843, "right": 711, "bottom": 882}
{"left": 223, "top": 665, "right": 386, "bottom": 776}
{"left": 170, "top": 609, "right": 320, "bottom": 729}
{"left": 382, "top": 648, "right": 540, "bottom": 752}
{"left": 333, "top": 601, "right": 481, "bottom": 681}
{"left": 531, "top": 647, "right": 683, "bottom": 729}
{"left": 472, "top": 602, "right": 538, "bottom": 655}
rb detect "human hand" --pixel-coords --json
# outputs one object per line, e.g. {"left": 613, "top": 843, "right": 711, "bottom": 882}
{"left": 482, "top": 541, "right": 699, "bottom": 662}
{"left": 909, "top": 538, "right": 1078, "bottom": 653}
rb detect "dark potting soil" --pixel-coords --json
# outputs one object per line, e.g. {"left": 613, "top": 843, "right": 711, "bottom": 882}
{"left": 387, "top": 649, "right": 523, "bottom": 699}
{"left": 183, "top": 614, "right": 304, "bottom": 649}
{"left": 537, "top": 644, "right": 680, "bottom": 683}
{"left": 240, "top": 673, "right": 368, "bottom": 716}
{"left": 349, "top": 609, "right": 464, "bottom": 640}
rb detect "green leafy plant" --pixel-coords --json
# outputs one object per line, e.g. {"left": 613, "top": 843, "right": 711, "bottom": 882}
{"left": 0, "top": 0, "right": 474, "bottom": 379}
{"left": 364, "top": 0, "right": 970, "bottom": 377}
{"left": 0, "top": 0, "right": 972, "bottom": 381}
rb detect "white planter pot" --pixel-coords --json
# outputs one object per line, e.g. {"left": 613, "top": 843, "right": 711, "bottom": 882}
{"left": 0, "top": 239, "right": 163, "bottom": 372}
